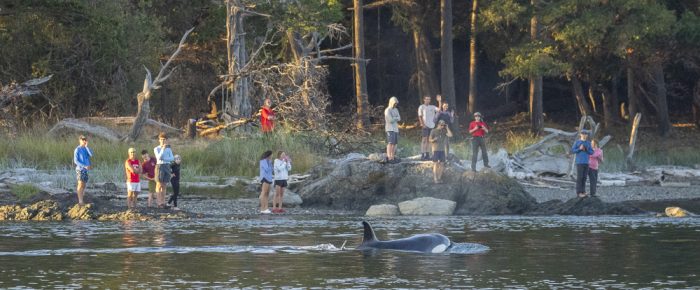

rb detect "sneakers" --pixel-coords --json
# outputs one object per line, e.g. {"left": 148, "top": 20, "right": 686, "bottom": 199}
{"left": 260, "top": 209, "right": 272, "bottom": 214}
{"left": 172, "top": 207, "right": 180, "bottom": 211}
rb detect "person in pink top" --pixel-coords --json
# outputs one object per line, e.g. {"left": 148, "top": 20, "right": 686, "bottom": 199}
{"left": 588, "top": 139, "right": 604, "bottom": 197}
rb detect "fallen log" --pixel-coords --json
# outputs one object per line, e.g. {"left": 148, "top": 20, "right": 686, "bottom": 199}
{"left": 82, "top": 117, "right": 183, "bottom": 135}
{"left": 47, "top": 118, "right": 122, "bottom": 141}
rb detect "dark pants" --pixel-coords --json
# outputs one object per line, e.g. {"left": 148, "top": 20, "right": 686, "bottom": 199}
{"left": 471, "top": 137, "right": 489, "bottom": 170}
{"left": 576, "top": 164, "right": 589, "bottom": 194}
{"left": 588, "top": 168, "right": 598, "bottom": 196}
{"left": 168, "top": 178, "right": 180, "bottom": 207}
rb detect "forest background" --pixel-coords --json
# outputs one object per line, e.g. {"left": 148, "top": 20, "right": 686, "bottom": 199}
{"left": 1, "top": 0, "right": 700, "bottom": 178}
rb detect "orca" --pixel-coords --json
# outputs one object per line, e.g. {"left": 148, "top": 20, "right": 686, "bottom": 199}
{"left": 357, "top": 221, "right": 453, "bottom": 253}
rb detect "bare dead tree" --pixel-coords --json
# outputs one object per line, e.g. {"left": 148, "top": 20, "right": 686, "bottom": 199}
{"left": 0, "top": 75, "right": 53, "bottom": 136}
{"left": 125, "top": 27, "right": 194, "bottom": 142}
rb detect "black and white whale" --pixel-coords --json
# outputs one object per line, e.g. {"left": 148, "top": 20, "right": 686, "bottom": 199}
{"left": 357, "top": 221, "right": 453, "bottom": 253}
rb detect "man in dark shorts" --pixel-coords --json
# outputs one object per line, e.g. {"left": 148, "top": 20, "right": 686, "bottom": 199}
{"left": 418, "top": 96, "right": 439, "bottom": 160}
{"left": 141, "top": 150, "right": 157, "bottom": 207}
{"left": 384, "top": 96, "right": 401, "bottom": 163}
{"left": 430, "top": 120, "right": 452, "bottom": 183}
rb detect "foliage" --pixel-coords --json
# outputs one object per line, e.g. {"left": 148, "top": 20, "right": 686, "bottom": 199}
{"left": 11, "top": 184, "right": 40, "bottom": 201}
{"left": 500, "top": 42, "right": 570, "bottom": 79}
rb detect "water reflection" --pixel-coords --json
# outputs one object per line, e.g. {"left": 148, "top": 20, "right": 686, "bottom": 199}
{"left": 0, "top": 216, "right": 698, "bottom": 288}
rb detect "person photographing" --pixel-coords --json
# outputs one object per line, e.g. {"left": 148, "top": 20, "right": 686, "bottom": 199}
{"left": 468, "top": 112, "right": 490, "bottom": 171}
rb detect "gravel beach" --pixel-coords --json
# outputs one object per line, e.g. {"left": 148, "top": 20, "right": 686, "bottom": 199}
{"left": 525, "top": 185, "right": 700, "bottom": 203}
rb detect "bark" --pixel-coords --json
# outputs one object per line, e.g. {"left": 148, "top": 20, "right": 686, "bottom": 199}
{"left": 126, "top": 27, "right": 194, "bottom": 142}
{"left": 652, "top": 61, "right": 671, "bottom": 137}
{"left": 694, "top": 79, "right": 700, "bottom": 127}
{"left": 571, "top": 76, "right": 591, "bottom": 116}
{"left": 441, "top": 0, "right": 457, "bottom": 112}
{"left": 226, "top": 0, "right": 252, "bottom": 121}
{"left": 466, "top": 0, "right": 478, "bottom": 117}
{"left": 626, "top": 60, "right": 638, "bottom": 123}
{"left": 611, "top": 73, "right": 622, "bottom": 122}
{"left": 626, "top": 113, "right": 642, "bottom": 171}
{"left": 354, "top": 0, "right": 370, "bottom": 130}
{"left": 529, "top": 1, "right": 543, "bottom": 135}
{"left": 410, "top": 13, "right": 439, "bottom": 103}
{"left": 587, "top": 86, "right": 597, "bottom": 113}
{"left": 599, "top": 86, "right": 613, "bottom": 129}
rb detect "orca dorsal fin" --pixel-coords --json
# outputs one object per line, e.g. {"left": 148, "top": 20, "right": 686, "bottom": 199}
{"left": 361, "top": 220, "right": 378, "bottom": 244}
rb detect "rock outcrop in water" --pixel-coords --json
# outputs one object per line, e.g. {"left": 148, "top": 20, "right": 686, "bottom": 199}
{"left": 298, "top": 154, "right": 538, "bottom": 214}
{"left": 527, "top": 196, "right": 646, "bottom": 215}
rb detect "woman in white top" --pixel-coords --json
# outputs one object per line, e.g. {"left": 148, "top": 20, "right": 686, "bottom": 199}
{"left": 272, "top": 151, "right": 292, "bottom": 213}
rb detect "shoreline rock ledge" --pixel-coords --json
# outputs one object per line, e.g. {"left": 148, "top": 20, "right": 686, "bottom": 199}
{"left": 298, "top": 154, "right": 538, "bottom": 215}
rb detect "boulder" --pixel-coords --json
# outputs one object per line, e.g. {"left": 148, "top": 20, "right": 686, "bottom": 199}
{"left": 298, "top": 155, "right": 537, "bottom": 214}
{"left": 67, "top": 204, "right": 96, "bottom": 220}
{"left": 664, "top": 206, "right": 691, "bottom": 217}
{"left": 527, "top": 196, "right": 646, "bottom": 215}
{"left": 365, "top": 204, "right": 400, "bottom": 216}
{"left": 98, "top": 210, "right": 152, "bottom": 221}
{"left": 0, "top": 200, "right": 63, "bottom": 221}
{"left": 398, "top": 197, "right": 456, "bottom": 216}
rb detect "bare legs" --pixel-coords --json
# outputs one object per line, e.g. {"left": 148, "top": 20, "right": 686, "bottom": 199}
{"left": 127, "top": 191, "right": 138, "bottom": 209}
{"left": 273, "top": 185, "right": 285, "bottom": 212}
{"left": 259, "top": 182, "right": 271, "bottom": 212}
{"left": 155, "top": 182, "right": 167, "bottom": 207}
{"left": 433, "top": 161, "right": 445, "bottom": 183}
{"left": 386, "top": 144, "right": 396, "bottom": 160}
{"left": 76, "top": 181, "right": 86, "bottom": 205}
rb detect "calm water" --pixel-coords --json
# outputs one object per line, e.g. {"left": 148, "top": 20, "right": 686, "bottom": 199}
{"left": 1, "top": 216, "right": 699, "bottom": 288}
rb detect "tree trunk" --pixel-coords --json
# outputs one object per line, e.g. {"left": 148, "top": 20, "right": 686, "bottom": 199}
{"left": 441, "top": 0, "right": 457, "bottom": 111}
{"left": 226, "top": 1, "right": 252, "bottom": 121}
{"left": 626, "top": 61, "right": 638, "bottom": 123}
{"left": 587, "top": 86, "right": 597, "bottom": 113}
{"left": 353, "top": 0, "right": 370, "bottom": 130}
{"left": 652, "top": 61, "right": 671, "bottom": 137}
{"left": 466, "top": 0, "right": 478, "bottom": 117}
{"left": 600, "top": 86, "right": 613, "bottom": 129}
{"left": 693, "top": 79, "right": 700, "bottom": 127}
{"left": 127, "top": 87, "right": 150, "bottom": 141}
{"left": 529, "top": 0, "right": 543, "bottom": 135}
{"left": 410, "top": 12, "right": 439, "bottom": 103}
{"left": 572, "top": 76, "right": 591, "bottom": 117}
{"left": 611, "top": 73, "right": 622, "bottom": 122}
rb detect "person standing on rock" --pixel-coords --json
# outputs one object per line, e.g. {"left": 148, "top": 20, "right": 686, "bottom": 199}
{"left": 167, "top": 155, "right": 182, "bottom": 211}
{"left": 430, "top": 120, "right": 452, "bottom": 183}
{"left": 418, "top": 96, "right": 439, "bottom": 161}
{"left": 73, "top": 135, "right": 93, "bottom": 206}
{"left": 435, "top": 98, "right": 455, "bottom": 157}
{"left": 588, "top": 139, "right": 604, "bottom": 197}
{"left": 124, "top": 147, "right": 142, "bottom": 209}
{"left": 141, "top": 150, "right": 157, "bottom": 207}
{"left": 384, "top": 96, "right": 401, "bottom": 163}
{"left": 154, "top": 132, "right": 174, "bottom": 208}
{"left": 259, "top": 150, "right": 274, "bottom": 214}
{"left": 572, "top": 130, "right": 594, "bottom": 198}
{"left": 272, "top": 151, "right": 292, "bottom": 214}
{"left": 468, "top": 112, "right": 490, "bottom": 171}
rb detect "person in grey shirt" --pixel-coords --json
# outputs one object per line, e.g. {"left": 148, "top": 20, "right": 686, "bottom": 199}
{"left": 384, "top": 96, "right": 401, "bottom": 163}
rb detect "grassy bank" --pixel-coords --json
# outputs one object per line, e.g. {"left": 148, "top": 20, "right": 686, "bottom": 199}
{"left": 0, "top": 131, "right": 322, "bottom": 182}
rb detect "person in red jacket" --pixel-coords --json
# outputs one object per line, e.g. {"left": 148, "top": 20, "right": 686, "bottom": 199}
{"left": 260, "top": 98, "right": 275, "bottom": 133}
{"left": 468, "top": 112, "right": 490, "bottom": 171}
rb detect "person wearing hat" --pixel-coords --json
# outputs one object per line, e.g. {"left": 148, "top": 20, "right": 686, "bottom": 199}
{"left": 429, "top": 119, "right": 453, "bottom": 183}
{"left": 572, "top": 130, "right": 594, "bottom": 197}
{"left": 468, "top": 112, "right": 490, "bottom": 171}
{"left": 124, "top": 147, "right": 142, "bottom": 209}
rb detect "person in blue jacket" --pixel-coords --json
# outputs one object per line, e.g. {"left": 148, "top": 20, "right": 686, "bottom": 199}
{"left": 572, "top": 130, "right": 594, "bottom": 198}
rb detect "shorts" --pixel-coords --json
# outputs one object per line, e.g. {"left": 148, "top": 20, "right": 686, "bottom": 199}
{"left": 148, "top": 180, "right": 156, "bottom": 192}
{"left": 421, "top": 127, "right": 432, "bottom": 137}
{"left": 432, "top": 151, "right": 446, "bottom": 162}
{"left": 261, "top": 178, "right": 272, "bottom": 184}
{"left": 386, "top": 131, "right": 399, "bottom": 145}
{"left": 274, "top": 180, "right": 288, "bottom": 188}
{"left": 155, "top": 164, "right": 172, "bottom": 183}
{"left": 126, "top": 182, "right": 141, "bottom": 192}
{"left": 76, "top": 169, "right": 89, "bottom": 183}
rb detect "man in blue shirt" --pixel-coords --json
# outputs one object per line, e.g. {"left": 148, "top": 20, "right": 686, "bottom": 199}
{"left": 73, "top": 135, "right": 93, "bottom": 206}
{"left": 572, "top": 130, "right": 593, "bottom": 198}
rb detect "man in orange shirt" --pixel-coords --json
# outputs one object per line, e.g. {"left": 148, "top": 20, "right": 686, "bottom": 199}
{"left": 260, "top": 98, "right": 275, "bottom": 133}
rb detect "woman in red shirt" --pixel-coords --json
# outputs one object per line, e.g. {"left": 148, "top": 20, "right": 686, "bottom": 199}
{"left": 260, "top": 98, "right": 275, "bottom": 133}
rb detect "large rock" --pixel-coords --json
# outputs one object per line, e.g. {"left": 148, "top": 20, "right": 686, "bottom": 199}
{"left": 67, "top": 204, "right": 96, "bottom": 220}
{"left": 298, "top": 155, "right": 537, "bottom": 214}
{"left": 0, "top": 200, "right": 63, "bottom": 221}
{"left": 365, "top": 204, "right": 400, "bottom": 216}
{"left": 527, "top": 196, "right": 646, "bottom": 215}
{"left": 664, "top": 206, "right": 692, "bottom": 217}
{"left": 398, "top": 197, "right": 455, "bottom": 215}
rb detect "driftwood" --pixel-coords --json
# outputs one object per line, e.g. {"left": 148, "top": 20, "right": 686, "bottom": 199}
{"left": 626, "top": 113, "right": 642, "bottom": 171}
{"left": 47, "top": 118, "right": 122, "bottom": 142}
{"left": 82, "top": 117, "right": 182, "bottom": 135}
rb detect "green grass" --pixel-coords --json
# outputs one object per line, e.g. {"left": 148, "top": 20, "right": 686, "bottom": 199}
{"left": 0, "top": 130, "right": 324, "bottom": 182}
{"left": 11, "top": 184, "right": 40, "bottom": 201}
